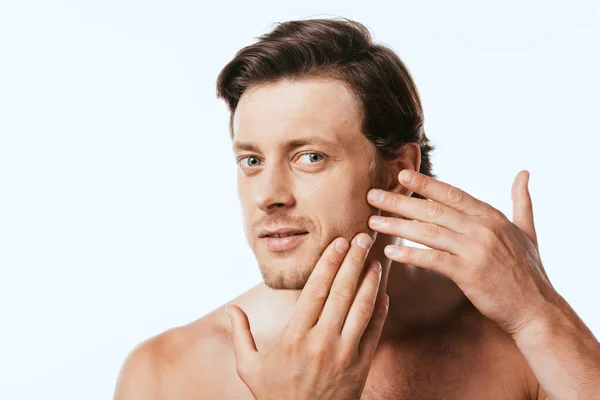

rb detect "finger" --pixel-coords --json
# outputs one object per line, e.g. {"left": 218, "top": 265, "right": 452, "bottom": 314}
{"left": 318, "top": 232, "right": 372, "bottom": 333}
{"left": 367, "top": 190, "right": 469, "bottom": 233}
{"left": 358, "top": 290, "right": 389, "bottom": 359}
{"left": 511, "top": 170, "right": 538, "bottom": 246}
{"left": 369, "top": 216, "right": 464, "bottom": 255}
{"left": 286, "top": 237, "right": 350, "bottom": 334}
{"left": 396, "top": 169, "right": 490, "bottom": 216}
{"left": 226, "top": 304, "right": 260, "bottom": 370}
{"left": 384, "top": 245, "right": 460, "bottom": 281}
{"left": 341, "top": 260, "right": 382, "bottom": 347}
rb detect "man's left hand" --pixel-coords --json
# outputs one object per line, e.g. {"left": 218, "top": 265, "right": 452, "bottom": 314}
{"left": 367, "top": 169, "right": 557, "bottom": 338}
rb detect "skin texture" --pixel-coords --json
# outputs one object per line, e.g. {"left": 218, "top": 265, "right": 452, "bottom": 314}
{"left": 233, "top": 78, "right": 382, "bottom": 291}
{"left": 113, "top": 78, "right": 598, "bottom": 399}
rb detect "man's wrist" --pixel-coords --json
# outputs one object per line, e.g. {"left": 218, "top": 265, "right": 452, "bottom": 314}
{"left": 512, "top": 293, "right": 600, "bottom": 399}
{"left": 513, "top": 292, "right": 595, "bottom": 348}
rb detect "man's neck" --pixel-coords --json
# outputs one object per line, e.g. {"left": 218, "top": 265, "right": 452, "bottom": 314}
{"left": 379, "top": 259, "right": 471, "bottom": 340}
{"left": 369, "top": 232, "right": 471, "bottom": 340}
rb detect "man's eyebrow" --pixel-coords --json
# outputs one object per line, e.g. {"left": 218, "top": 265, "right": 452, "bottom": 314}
{"left": 232, "top": 136, "right": 339, "bottom": 153}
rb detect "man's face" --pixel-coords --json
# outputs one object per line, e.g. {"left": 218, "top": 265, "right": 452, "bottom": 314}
{"left": 232, "top": 78, "right": 383, "bottom": 290}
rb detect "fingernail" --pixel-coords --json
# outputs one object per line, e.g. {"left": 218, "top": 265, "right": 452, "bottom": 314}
{"left": 385, "top": 246, "right": 403, "bottom": 257}
{"left": 400, "top": 170, "right": 414, "bottom": 184}
{"left": 357, "top": 234, "right": 372, "bottom": 249}
{"left": 225, "top": 305, "right": 232, "bottom": 318}
{"left": 370, "top": 215, "right": 384, "bottom": 225}
{"left": 368, "top": 189, "right": 384, "bottom": 203}
{"left": 371, "top": 260, "right": 382, "bottom": 274}
{"left": 335, "top": 238, "right": 349, "bottom": 253}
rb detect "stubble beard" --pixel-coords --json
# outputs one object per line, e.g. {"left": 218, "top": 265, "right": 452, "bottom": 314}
{"left": 259, "top": 150, "right": 387, "bottom": 291}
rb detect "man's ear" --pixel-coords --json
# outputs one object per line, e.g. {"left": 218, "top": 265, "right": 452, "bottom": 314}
{"left": 384, "top": 143, "right": 421, "bottom": 196}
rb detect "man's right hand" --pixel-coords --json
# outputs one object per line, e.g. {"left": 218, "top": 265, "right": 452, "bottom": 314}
{"left": 226, "top": 232, "right": 389, "bottom": 400}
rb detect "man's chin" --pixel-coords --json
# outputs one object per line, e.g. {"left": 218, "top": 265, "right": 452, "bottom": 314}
{"left": 258, "top": 262, "right": 314, "bottom": 291}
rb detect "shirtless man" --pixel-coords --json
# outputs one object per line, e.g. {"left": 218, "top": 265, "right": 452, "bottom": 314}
{"left": 113, "top": 18, "right": 600, "bottom": 399}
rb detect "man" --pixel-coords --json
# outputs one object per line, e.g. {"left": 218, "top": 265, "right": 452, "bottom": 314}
{"left": 113, "top": 18, "right": 600, "bottom": 399}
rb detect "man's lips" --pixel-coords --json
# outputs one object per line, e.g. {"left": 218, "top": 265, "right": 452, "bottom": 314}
{"left": 261, "top": 232, "right": 308, "bottom": 252}
{"left": 259, "top": 228, "right": 308, "bottom": 238}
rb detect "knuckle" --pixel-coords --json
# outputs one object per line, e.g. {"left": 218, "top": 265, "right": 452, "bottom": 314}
{"left": 282, "top": 329, "right": 302, "bottom": 347}
{"left": 486, "top": 207, "right": 506, "bottom": 225}
{"left": 429, "top": 251, "right": 445, "bottom": 266}
{"left": 355, "top": 294, "right": 375, "bottom": 318}
{"left": 495, "top": 211, "right": 510, "bottom": 230}
{"left": 308, "top": 336, "right": 330, "bottom": 359}
{"left": 447, "top": 185, "right": 464, "bottom": 205}
{"left": 425, "top": 223, "right": 442, "bottom": 238}
{"left": 470, "top": 242, "right": 489, "bottom": 267}
{"left": 235, "top": 358, "right": 254, "bottom": 379}
{"left": 480, "top": 225, "right": 498, "bottom": 245}
{"left": 235, "top": 362, "right": 246, "bottom": 378}
{"left": 426, "top": 201, "right": 445, "bottom": 220}
{"left": 472, "top": 222, "right": 495, "bottom": 245}
{"left": 331, "top": 282, "right": 356, "bottom": 302}
{"left": 281, "top": 330, "right": 306, "bottom": 355}
{"left": 307, "top": 281, "right": 330, "bottom": 302}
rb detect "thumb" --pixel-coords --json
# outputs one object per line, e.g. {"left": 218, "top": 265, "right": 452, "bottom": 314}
{"left": 511, "top": 170, "right": 538, "bottom": 246}
{"left": 226, "top": 304, "right": 259, "bottom": 369}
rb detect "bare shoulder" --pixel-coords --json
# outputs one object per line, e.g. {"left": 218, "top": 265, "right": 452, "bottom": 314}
{"left": 112, "top": 331, "right": 164, "bottom": 400}
{"left": 113, "top": 294, "right": 256, "bottom": 399}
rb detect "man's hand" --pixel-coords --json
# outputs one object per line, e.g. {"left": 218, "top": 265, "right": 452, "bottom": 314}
{"left": 366, "top": 169, "right": 553, "bottom": 337}
{"left": 366, "top": 168, "right": 600, "bottom": 399}
{"left": 225, "top": 233, "right": 389, "bottom": 400}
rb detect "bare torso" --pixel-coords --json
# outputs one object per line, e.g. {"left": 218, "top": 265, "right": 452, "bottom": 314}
{"left": 135, "top": 284, "right": 541, "bottom": 400}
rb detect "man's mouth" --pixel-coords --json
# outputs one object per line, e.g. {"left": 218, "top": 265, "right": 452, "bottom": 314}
{"left": 266, "top": 232, "right": 308, "bottom": 238}
{"left": 261, "top": 232, "right": 309, "bottom": 252}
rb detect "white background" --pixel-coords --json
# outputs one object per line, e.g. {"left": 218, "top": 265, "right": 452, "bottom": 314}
{"left": 0, "top": 1, "right": 598, "bottom": 399}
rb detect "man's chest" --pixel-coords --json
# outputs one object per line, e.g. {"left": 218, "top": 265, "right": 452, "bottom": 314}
{"left": 359, "top": 338, "right": 535, "bottom": 400}
{"left": 192, "top": 347, "right": 534, "bottom": 400}
{"left": 198, "top": 362, "right": 531, "bottom": 400}
{"left": 181, "top": 317, "right": 537, "bottom": 399}
{"left": 360, "top": 362, "right": 532, "bottom": 400}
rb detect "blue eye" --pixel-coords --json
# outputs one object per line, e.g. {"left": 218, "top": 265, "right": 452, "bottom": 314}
{"left": 239, "top": 156, "right": 261, "bottom": 168}
{"left": 238, "top": 153, "right": 324, "bottom": 169}
{"left": 299, "top": 153, "right": 324, "bottom": 164}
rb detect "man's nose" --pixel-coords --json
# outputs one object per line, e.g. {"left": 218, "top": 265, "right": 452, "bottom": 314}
{"left": 252, "top": 165, "right": 294, "bottom": 212}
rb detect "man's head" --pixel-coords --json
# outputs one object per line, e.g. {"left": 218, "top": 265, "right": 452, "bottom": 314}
{"left": 216, "top": 18, "right": 436, "bottom": 290}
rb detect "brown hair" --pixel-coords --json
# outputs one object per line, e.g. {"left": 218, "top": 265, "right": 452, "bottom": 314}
{"left": 216, "top": 17, "right": 436, "bottom": 199}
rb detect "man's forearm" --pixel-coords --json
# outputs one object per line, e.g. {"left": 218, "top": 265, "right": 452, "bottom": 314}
{"left": 513, "top": 293, "right": 600, "bottom": 400}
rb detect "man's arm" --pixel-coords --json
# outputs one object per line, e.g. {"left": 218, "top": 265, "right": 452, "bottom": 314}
{"left": 365, "top": 170, "right": 600, "bottom": 399}
{"left": 514, "top": 294, "right": 600, "bottom": 400}
{"left": 113, "top": 341, "right": 161, "bottom": 400}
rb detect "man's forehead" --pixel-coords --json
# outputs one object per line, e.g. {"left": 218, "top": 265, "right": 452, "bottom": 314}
{"left": 231, "top": 79, "right": 362, "bottom": 149}
{"left": 236, "top": 78, "right": 356, "bottom": 114}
